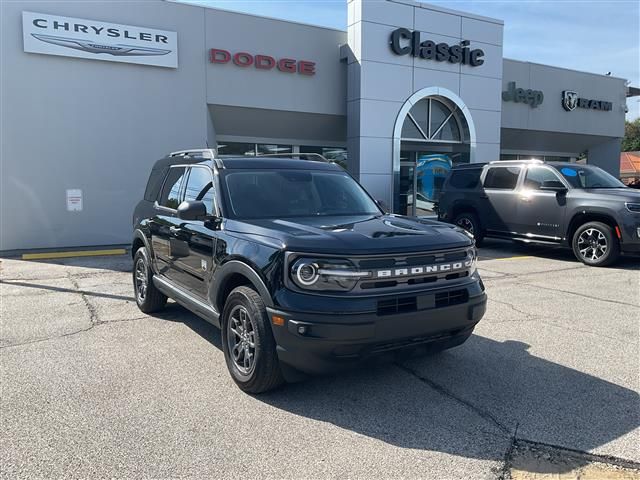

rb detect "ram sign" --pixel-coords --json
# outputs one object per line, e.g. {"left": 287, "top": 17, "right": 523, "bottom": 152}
{"left": 22, "top": 12, "right": 178, "bottom": 68}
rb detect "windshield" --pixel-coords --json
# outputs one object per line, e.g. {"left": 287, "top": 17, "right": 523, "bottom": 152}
{"left": 222, "top": 170, "right": 381, "bottom": 219}
{"left": 553, "top": 165, "right": 625, "bottom": 189}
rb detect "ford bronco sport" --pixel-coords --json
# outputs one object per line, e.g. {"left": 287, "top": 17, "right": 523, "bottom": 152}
{"left": 438, "top": 160, "right": 640, "bottom": 266}
{"left": 132, "top": 150, "right": 486, "bottom": 393}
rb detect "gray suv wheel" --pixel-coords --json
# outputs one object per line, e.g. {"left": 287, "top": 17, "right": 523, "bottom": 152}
{"left": 571, "top": 222, "right": 620, "bottom": 267}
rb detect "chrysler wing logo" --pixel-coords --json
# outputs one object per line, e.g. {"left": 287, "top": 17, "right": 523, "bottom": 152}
{"left": 562, "top": 90, "right": 579, "bottom": 111}
{"left": 31, "top": 34, "right": 171, "bottom": 57}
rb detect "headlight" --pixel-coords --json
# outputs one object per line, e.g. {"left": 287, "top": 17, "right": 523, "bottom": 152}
{"left": 290, "top": 257, "right": 370, "bottom": 292}
{"left": 625, "top": 202, "right": 640, "bottom": 213}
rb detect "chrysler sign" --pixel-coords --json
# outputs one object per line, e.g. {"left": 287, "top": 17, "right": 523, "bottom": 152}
{"left": 22, "top": 12, "right": 178, "bottom": 68}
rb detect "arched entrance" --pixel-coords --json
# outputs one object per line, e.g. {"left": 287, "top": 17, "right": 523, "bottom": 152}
{"left": 392, "top": 87, "right": 476, "bottom": 216}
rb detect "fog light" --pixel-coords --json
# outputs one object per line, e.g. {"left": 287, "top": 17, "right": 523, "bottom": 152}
{"left": 297, "top": 326, "right": 308, "bottom": 335}
{"left": 637, "top": 227, "right": 640, "bottom": 239}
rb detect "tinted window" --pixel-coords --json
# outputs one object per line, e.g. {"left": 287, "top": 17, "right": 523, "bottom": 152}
{"left": 484, "top": 167, "right": 520, "bottom": 190}
{"left": 222, "top": 170, "right": 380, "bottom": 219}
{"left": 449, "top": 169, "right": 481, "bottom": 189}
{"left": 158, "top": 167, "right": 186, "bottom": 209}
{"left": 144, "top": 167, "right": 167, "bottom": 201}
{"left": 184, "top": 167, "right": 215, "bottom": 215}
{"left": 523, "top": 167, "right": 562, "bottom": 190}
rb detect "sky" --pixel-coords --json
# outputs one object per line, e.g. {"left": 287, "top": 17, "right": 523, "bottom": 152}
{"left": 178, "top": 0, "right": 640, "bottom": 120}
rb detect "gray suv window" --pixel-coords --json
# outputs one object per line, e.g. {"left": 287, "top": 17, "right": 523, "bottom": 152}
{"left": 484, "top": 167, "right": 520, "bottom": 190}
{"left": 449, "top": 169, "right": 481, "bottom": 189}
{"left": 523, "top": 167, "right": 562, "bottom": 190}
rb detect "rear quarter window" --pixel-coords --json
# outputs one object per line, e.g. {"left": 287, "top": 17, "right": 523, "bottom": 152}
{"left": 143, "top": 167, "right": 167, "bottom": 202}
{"left": 448, "top": 169, "right": 482, "bottom": 189}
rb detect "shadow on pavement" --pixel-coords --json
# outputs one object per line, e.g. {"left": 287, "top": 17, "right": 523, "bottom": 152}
{"left": 158, "top": 302, "right": 640, "bottom": 473}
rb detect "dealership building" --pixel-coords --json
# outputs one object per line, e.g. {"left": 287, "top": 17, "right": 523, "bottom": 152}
{"left": 0, "top": 0, "right": 633, "bottom": 252}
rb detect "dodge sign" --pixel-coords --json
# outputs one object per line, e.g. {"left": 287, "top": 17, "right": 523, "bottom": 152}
{"left": 22, "top": 12, "right": 178, "bottom": 68}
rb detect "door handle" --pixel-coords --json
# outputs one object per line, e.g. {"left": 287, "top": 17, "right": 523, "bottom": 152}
{"left": 169, "top": 226, "right": 181, "bottom": 235}
{"left": 520, "top": 197, "right": 532, "bottom": 203}
{"left": 479, "top": 195, "right": 489, "bottom": 199}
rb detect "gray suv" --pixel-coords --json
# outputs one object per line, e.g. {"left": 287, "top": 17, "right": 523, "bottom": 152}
{"left": 438, "top": 160, "right": 640, "bottom": 266}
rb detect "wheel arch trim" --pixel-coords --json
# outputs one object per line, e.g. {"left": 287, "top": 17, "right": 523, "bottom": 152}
{"left": 211, "top": 260, "right": 275, "bottom": 315}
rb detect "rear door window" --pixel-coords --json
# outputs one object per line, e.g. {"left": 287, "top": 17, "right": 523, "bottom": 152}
{"left": 483, "top": 167, "right": 521, "bottom": 190}
{"left": 158, "top": 166, "right": 187, "bottom": 209}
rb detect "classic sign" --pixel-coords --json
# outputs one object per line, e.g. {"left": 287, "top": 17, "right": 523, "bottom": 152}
{"left": 390, "top": 28, "right": 484, "bottom": 67}
{"left": 562, "top": 90, "right": 612, "bottom": 112}
{"left": 22, "top": 12, "right": 178, "bottom": 68}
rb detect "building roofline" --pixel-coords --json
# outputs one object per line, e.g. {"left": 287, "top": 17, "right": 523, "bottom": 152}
{"left": 165, "top": 0, "right": 347, "bottom": 34}
{"left": 503, "top": 57, "right": 627, "bottom": 82}
{"left": 389, "top": 0, "right": 503, "bottom": 25}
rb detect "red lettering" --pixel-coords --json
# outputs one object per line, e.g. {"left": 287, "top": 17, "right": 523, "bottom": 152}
{"left": 233, "top": 52, "right": 253, "bottom": 67}
{"left": 298, "top": 60, "right": 316, "bottom": 76}
{"left": 209, "top": 48, "right": 230, "bottom": 64}
{"left": 277, "top": 58, "right": 296, "bottom": 73}
{"left": 255, "top": 55, "right": 276, "bottom": 70}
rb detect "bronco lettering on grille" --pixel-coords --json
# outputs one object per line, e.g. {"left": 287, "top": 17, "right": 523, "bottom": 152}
{"left": 375, "top": 259, "right": 473, "bottom": 279}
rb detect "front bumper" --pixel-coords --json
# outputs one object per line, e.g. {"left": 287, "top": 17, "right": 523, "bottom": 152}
{"left": 267, "top": 286, "right": 487, "bottom": 376}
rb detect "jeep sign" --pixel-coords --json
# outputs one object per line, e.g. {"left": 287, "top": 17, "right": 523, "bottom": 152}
{"left": 502, "top": 82, "right": 544, "bottom": 108}
{"left": 22, "top": 12, "right": 178, "bottom": 68}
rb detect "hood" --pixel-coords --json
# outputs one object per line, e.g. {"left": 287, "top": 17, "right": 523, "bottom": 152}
{"left": 224, "top": 214, "right": 472, "bottom": 254}
{"left": 580, "top": 188, "right": 640, "bottom": 202}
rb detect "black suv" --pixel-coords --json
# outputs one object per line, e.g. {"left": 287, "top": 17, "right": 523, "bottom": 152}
{"left": 132, "top": 150, "right": 486, "bottom": 393}
{"left": 438, "top": 160, "right": 640, "bottom": 266}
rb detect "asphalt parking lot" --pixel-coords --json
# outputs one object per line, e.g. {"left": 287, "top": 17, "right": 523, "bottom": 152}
{"left": 1, "top": 241, "right": 639, "bottom": 479}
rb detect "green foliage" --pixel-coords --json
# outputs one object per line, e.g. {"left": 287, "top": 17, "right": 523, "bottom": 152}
{"left": 622, "top": 118, "right": 640, "bottom": 152}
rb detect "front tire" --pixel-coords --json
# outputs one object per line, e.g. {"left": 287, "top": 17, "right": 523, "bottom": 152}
{"left": 572, "top": 221, "right": 620, "bottom": 267}
{"left": 453, "top": 211, "right": 484, "bottom": 245}
{"left": 221, "top": 286, "right": 284, "bottom": 393}
{"left": 133, "top": 247, "right": 167, "bottom": 313}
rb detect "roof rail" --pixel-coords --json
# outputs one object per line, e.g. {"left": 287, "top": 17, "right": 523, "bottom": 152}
{"left": 489, "top": 159, "right": 543, "bottom": 164}
{"left": 250, "top": 153, "right": 331, "bottom": 163}
{"left": 169, "top": 148, "right": 216, "bottom": 159}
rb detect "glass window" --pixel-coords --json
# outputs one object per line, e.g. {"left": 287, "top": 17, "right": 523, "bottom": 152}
{"left": 158, "top": 167, "right": 186, "bottom": 209}
{"left": 543, "top": 156, "right": 570, "bottom": 162}
{"left": 484, "top": 167, "right": 521, "bottom": 190}
{"left": 299, "top": 146, "right": 348, "bottom": 169}
{"left": 449, "top": 169, "right": 482, "bottom": 189}
{"left": 184, "top": 167, "right": 215, "bottom": 214}
{"left": 217, "top": 142, "right": 256, "bottom": 156}
{"left": 257, "top": 144, "right": 292, "bottom": 155}
{"left": 402, "top": 98, "right": 461, "bottom": 142}
{"left": 552, "top": 165, "right": 625, "bottom": 189}
{"left": 500, "top": 154, "right": 518, "bottom": 161}
{"left": 222, "top": 170, "right": 379, "bottom": 219}
{"left": 523, "top": 167, "right": 563, "bottom": 190}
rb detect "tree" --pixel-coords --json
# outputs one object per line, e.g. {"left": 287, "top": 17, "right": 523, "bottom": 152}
{"left": 622, "top": 118, "right": 640, "bottom": 152}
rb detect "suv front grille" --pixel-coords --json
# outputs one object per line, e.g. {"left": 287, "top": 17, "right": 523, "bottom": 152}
{"left": 376, "top": 288, "right": 469, "bottom": 316}
{"left": 350, "top": 247, "right": 474, "bottom": 295}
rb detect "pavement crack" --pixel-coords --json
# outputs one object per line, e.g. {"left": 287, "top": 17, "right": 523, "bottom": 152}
{"left": 67, "top": 273, "right": 100, "bottom": 326}
{"left": 395, "top": 362, "right": 511, "bottom": 436}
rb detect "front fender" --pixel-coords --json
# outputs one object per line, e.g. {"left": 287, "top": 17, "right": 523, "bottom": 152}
{"left": 209, "top": 260, "right": 275, "bottom": 314}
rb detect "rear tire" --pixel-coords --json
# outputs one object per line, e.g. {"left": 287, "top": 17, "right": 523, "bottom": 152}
{"left": 221, "top": 286, "right": 284, "bottom": 394}
{"left": 453, "top": 212, "right": 484, "bottom": 245}
{"left": 571, "top": 221, "right": 620, "bottom": 267}
{"left": 133, "top": 247, "right": 167, "bottom": 313}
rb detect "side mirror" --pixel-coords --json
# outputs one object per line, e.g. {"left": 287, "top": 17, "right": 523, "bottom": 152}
{"left": 177, "top": 201, "right": 207, "bottom": 221}
{"left": 540, "top": 180, "right": 567, "bottom": 193}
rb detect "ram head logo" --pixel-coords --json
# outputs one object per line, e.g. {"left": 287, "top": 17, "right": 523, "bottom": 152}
{"left": 562, "top": 90, "right": 579, "bottom": 111}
